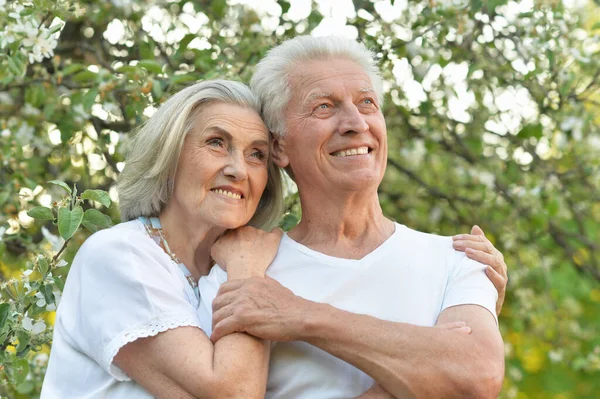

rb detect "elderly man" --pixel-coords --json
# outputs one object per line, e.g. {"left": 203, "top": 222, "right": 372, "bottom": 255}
{"left": 198, "top": 36, "right": 505, "bottom": 399}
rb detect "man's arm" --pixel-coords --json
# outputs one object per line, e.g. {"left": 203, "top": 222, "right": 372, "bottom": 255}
{"left": 211, "top": 278, "right": 504, "bottom": 399}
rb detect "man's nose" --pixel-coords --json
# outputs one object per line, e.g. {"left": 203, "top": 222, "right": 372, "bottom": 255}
{"left": 338, "top": 103, "right": 369, "bottom": 135}
{"left": 223, "top": 151, "right": 248, "bottom": 181}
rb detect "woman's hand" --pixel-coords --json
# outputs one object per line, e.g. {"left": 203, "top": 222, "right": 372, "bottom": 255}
{"left": 452, "top": 225, "right": 508, "bottom": 316}
{"left": 211, "top": 226, "right": 283, "bottom": 279}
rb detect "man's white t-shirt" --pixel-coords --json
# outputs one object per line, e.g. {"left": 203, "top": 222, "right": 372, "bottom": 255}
{"left": 42, "top": 220, "right": 204, "bottom": 399}
{"left": 197, "top": 223, "right": 498, "bottom": 399}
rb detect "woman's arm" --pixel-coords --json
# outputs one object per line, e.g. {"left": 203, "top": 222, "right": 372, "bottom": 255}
{"left": 115, "top": 227, "right": 282, "bottom": 399}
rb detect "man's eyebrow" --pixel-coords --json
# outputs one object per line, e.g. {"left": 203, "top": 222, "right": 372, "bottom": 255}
{"left": 305, "top": 92, "right": 333, "bottom": 103}
{"left": 359, "top": 87, "right": 375, "bottom": 94}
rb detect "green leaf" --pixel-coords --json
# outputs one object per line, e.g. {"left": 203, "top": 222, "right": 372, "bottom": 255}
{"left": 152, "top": 78, "right": 163, "bottom": 101}
{"left": 82, "top": 88, "right": 99, "bottom": 110}
{"left": 592, "top": 22, "right": 600, "bottom": 30}
{"left": 72, "top": 70, "right": 98, "bottom": 83}
{"left": 16, "top": 380, "right": 34, "bottom": 395}
{"left": 48, "top": 23, "right": 63, "bottom": 35}
{"left": 138, "top": 60, "right": 163, "bottom": 74}
{"left": 517, "top": 123, "right": 543, "bottom": 139}
{"left": 41, "top": 284, "right": 55, "bottom": 305}
{"left": 0, "top": 191, "right": 10, "bottom": 206}
{"left": 38, "top": 258, "right": 49, "bottom": 275}
{"left": 27, "top": 206, "right": 54, "bottom": 221}
{"left": 58, "top": 206, "right": 84, "bottom": 240}
{"left": 0, "top": 303, "right": 9, "bottom": 330}
{"left": 81, "top": 189, "right": 111, "bottom": 207}
{"left": 62, "top": 63, "right": 86, "bottom": 76}
{"left": 170, "top": 74, "right": 197, "bottom": 86}
{"left": 7, "top": 56, "right": 23, "bottom": 76}
{"left": 15, "top": 330, "right": 30, "bottom": 354}
{"left": 48, "top": 180, "right": 72, "bottom": 194}
{"left": 178, "top": 34, "right": 197, "bottom": 52}
{"left": 82, "top": 209, "right": 112, "bottom": 229}
{"left": 12, "top": 357, "right": 29, "bottom": 385}
{"left": 54, "top": 276, "right": 65, "bottom": 291}
{"left": 116, "top": 65, "right": 139, "bottom": 74}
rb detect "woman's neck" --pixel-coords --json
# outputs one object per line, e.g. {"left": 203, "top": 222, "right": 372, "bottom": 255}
{"left": 158, "top": 205, "right": 225, "bottom": 279}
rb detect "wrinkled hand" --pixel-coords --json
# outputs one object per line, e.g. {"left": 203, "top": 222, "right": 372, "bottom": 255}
{"left": 452, "top": 225, "right": 508, "bottom": 315}
{"left": 211, "top": 226, "right": 283, "bottom": 278}
{"left": 211, "top": 276, "right": 311, "bottom": 343}
{"left": 353, "top": 322, "right": 471, "bottom": 399}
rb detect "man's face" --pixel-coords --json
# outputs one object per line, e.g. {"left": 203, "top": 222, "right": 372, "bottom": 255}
{"left": 275, "top": 58, "right": 387, "bottom": 195}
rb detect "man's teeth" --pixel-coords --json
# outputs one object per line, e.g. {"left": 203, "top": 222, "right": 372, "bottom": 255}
{"left": 332, "top": 147, "right": 369, "bottom": 157}
{"left": 212, "top": 189, "right": 242, "bottom": 199}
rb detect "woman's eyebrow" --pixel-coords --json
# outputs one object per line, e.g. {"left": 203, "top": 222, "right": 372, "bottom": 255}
{"left": 207, "top": 126, "right": 233, "bottom": 140}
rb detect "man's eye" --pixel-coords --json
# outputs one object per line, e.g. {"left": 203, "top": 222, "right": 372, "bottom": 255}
{"left": 318, "top": 104, "right": 330, "bottom": 109}
{"left": 363, "top": 98, "right": 374, "bottom": 105}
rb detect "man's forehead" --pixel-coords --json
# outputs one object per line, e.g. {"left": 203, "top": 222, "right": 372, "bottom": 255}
{"left": 305, "top": 87, "right": 375, "bottom": 102}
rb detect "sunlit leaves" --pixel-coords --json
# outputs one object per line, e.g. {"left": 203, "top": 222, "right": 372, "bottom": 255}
{"left": 57, "top": 206, "right": 83, "bottom": 240}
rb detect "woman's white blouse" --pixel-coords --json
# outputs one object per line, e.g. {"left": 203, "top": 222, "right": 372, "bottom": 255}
{"left": 41, "top": 220, "right": 203, "bottom": 398}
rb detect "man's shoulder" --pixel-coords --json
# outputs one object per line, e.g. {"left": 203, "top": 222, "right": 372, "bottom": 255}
{"left": 394, "top": 223, "right": 454, "bottom": 252}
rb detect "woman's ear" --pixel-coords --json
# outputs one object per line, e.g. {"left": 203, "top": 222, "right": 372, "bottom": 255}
{"left": 271, "top": 133, "right": 289, "bottom": 168}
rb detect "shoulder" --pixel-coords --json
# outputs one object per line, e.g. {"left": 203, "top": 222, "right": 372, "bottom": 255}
{"left": 71, "top": 219, "right": 169, "bottom": 277}
{"left": 395, "top": 223, "right": 455, "bottom": 253}
{"left": 77, "top": 220, "right": 150, "bottom": 258}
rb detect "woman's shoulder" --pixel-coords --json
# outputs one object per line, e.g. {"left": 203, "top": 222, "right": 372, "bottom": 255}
{"left": 76, "top": 219, "right": 155, "bottom": 262}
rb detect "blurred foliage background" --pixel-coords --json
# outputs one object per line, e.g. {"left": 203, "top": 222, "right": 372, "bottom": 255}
{"left": 1, "top": 0, "right": 599, "bottom": 397}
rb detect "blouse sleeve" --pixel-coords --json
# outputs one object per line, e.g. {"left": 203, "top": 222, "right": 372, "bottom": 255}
{"left": 59, "top": 225, "right": 204, "bottom": 381}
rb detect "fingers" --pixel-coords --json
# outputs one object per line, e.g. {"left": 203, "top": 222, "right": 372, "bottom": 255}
{"left": 464, "top": 247, "right": 507, "bottom": 278}
{"left": 212, "top": 291, "right": 237, "bottom": 314}
{"left": 211, "top": 315, "right": 242, "bottom": 343}
{"left": 453, "top": 239, "right": 495, "bottom": 253}
{"left": 485, "top": 265, "right": 506, "bottom": 292}
{"left": 216, "top": 279, "right": 246, "bottom": 296}
{"left": 471, "top": 224, "right": 485, "bottom": 236}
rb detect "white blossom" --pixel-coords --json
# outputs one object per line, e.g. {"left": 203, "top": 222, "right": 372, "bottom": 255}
{"left": 35, "top": 292, "right": 47, "bottom": 308}
{"left": 22, "top": 316, "right": 46, "bottom": 334}
{"left": 33, "top": 353, "right": 49, "bottom": 367}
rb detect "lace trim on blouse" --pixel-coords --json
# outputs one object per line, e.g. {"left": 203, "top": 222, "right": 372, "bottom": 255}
{"left": 104, "top": 313, "right": 203, "bottom": 381}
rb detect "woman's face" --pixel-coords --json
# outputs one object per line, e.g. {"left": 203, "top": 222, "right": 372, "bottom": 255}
{"left": 170, "top": 102, "right": 270, "bottom": 230}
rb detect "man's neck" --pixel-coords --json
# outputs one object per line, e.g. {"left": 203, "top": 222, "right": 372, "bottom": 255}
{"left": 288, "top": 189, "right": 395, "bottom": 259}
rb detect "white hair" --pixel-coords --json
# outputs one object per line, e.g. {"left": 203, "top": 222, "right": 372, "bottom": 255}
{"left": 250, "top": 35, "right": 384, "bottom": 137}
{"left": 117, "top": 79, "right": 284, "bottom": 230}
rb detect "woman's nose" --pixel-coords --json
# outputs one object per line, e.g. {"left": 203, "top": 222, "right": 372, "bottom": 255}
{"left": 222, "top": 151, "right": 248, "bottom": 181}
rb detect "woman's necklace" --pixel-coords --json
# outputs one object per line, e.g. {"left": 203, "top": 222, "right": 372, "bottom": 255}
{"left": 138, "top": 216, "right": 200, "bottom": 300}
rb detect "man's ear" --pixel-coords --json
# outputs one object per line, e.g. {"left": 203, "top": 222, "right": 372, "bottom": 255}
{"left": 271, "top": 133, "right": 289, "bottom": 168}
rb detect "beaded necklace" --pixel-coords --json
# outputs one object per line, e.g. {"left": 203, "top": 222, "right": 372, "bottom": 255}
{"left": 138, "top": 216, "right": 200, "bottom": 300}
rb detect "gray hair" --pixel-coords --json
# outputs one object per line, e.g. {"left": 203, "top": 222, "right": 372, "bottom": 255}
{"left": 117, "top": 79, "right": 284, "bottom": 230}
{"left": 250, "top": 35, "right": 384, "bottom": 137}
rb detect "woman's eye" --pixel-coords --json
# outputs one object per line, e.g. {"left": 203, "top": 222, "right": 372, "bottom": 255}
{"left": 251, "top": 150, "right": 266, "bottom": 160}
{"left": 208, "top": 138, "right": 224, "bottom": 147}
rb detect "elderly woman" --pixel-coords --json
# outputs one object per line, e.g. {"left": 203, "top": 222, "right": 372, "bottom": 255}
{"left": 41, "top": 80, "right": 285, "bottom": 398}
